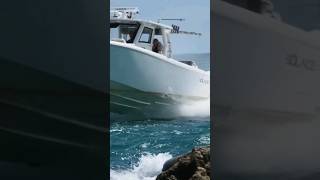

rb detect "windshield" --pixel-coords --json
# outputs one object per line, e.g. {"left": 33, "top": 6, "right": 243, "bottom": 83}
{"left": 110, "top": 23, "right": 140, "bottom": 43}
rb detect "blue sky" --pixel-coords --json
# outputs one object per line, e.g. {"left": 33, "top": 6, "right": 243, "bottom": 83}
{"left": 110, "top": 0, "right": 210, "bottom": 54}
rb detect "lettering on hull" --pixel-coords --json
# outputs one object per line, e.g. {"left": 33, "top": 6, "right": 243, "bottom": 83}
{"left": 200, "top": 78, "right": 209, "bottom": 85}
{"left": 286, "top": 53, "right": 317, "bottom": 71}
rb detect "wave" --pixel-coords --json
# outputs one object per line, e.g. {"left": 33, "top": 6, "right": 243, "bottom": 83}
{"left": 110, "top": 152, "right": 172, "bottom": 180}
{"left": 197, "top": 133, "right": 210, "bottom": 145}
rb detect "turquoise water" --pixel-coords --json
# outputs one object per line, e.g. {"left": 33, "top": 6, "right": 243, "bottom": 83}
{"left": 110, "top": 53, "right": 210, "bottom": 180}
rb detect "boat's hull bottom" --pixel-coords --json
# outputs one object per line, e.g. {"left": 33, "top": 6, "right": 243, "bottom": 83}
{"left": 110, "top": 81, "right": 208, "bottom": 119}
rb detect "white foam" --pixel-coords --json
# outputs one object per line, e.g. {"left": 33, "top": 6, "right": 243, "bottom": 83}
{"left": 110, "top": 152, "right": 172, "bottom": 180}
{"left": 177, "top": 98, "right": 210, "bottom": 118}
{"left": 198, "top": 134, "right": 210, "bottom": 144}
{"left": 141, "top": 143, "right": 150, "bottom": 148}
{"left": 173, "top": 130, "right": 183, "bottom": 135}
{"left": 110, "top": 127, "right": 124, "bottom": 133}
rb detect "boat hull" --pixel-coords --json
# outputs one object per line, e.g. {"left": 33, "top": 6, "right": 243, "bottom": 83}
{"left": 0, "top": 0, "right": 107, "bottom": 177}
{"left": 213, "top": 1, "right": 320, "bottom": 178}
{"left": 0, "top": 57, "right": 107, "bottom": 179}
{"left": 110, "top": 42, "right": 210, "bottom": 119}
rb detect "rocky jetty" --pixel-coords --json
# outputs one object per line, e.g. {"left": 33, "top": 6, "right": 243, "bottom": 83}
{"left": 156, "top": 146, "right": 210, "bottom": 180}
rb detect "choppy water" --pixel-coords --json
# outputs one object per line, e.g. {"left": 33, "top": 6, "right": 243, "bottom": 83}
{"left": 110, "top": 53, "right": 210, "bottom": 180}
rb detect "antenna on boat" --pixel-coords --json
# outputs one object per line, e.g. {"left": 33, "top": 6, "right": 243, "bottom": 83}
{"left": 171, "top": 24, "right": 202, "bottom": 36}
{"left": 157, "top": 18, "right": 185, "bottom": 23}
{"left": 157, "top": 18, "right": 202, "bottom": 36}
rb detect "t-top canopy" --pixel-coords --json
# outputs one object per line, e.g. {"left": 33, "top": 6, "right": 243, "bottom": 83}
{"left": 110, "top": 7, "right": 139, "bottom": 20}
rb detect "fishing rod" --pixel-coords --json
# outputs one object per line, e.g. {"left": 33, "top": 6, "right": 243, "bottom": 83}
{"left": 157, "top": 18, "right": 201, "bottom": 36}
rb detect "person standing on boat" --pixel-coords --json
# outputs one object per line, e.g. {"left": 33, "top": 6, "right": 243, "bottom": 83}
{"left": 127, "top": 31, "right": 135, "bottom": 43}
{"left": 152, "top": 38, "right": 162, "bottom": 53}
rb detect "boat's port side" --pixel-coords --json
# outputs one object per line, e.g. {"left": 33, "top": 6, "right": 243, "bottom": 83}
{"left": 110, "top": 42, "right": 210, "bottom": 99}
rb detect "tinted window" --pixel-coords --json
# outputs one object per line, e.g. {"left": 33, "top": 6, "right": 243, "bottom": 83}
{"left": 110, "top": 23, "right": 139, "bottom": 43}
{"left": 139, "top": 27, "right": 153, "bottom": 43}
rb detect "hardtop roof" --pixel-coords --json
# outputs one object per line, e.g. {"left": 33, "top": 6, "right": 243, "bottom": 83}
{"left": 110, "top": 18, "right": 172, "bottom": 30}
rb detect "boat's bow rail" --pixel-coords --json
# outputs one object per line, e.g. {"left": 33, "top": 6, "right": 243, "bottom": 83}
{"left": 179, "top": 60, "right": 198, "bottom": 68}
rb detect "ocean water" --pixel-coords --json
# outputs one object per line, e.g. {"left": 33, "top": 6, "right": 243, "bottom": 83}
{"left": 110, "top": 53, "right": 210, "bottom": 180}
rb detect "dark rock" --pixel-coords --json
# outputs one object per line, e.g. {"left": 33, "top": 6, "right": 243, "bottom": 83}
{"left": 156, "top": 146, "right": 210, "bottom": 180}
{"left": 162, "top": 156, "right": 181, "bottom": 171}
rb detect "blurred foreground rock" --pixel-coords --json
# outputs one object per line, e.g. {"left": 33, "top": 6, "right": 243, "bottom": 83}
{"left": 156, "top": 146, "right": 210, "bottom": 180}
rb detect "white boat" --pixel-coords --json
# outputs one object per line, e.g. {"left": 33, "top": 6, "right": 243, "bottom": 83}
{"left": 213, "top": 0, "right": 320, "bottom": 178}
{"left": 110, "top": 7, "right": 210, "bottom": 119}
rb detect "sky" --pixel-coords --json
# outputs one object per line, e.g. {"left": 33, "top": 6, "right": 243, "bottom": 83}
{"left": 110, "top": 0, "right": 210, "bottom": 54}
